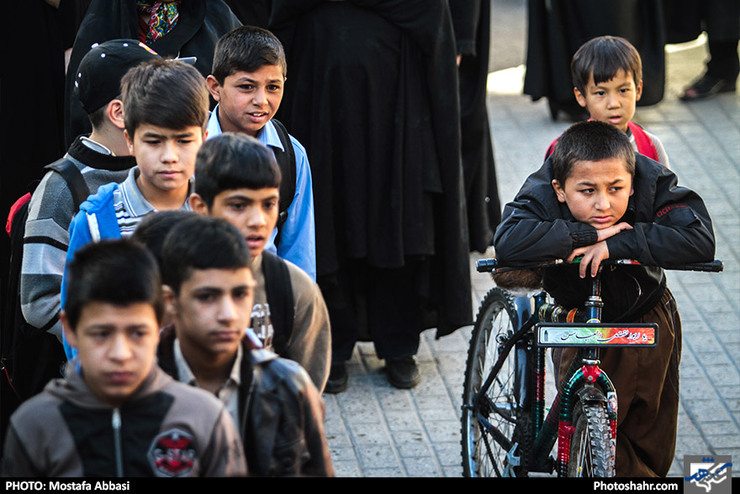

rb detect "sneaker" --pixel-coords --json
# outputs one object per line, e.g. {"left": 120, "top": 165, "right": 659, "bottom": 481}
{"left": 680, "top": 73, "right": 736, "bottom": 101}
{"left": 324, "top": 361, "right": 348, "bottom": 394}
{"left": 386, "top": 356, "right": 421, "bottom": 389}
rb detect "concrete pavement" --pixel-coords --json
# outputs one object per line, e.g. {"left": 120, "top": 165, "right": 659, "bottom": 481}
{"left": 322, "top": 0, "right": 740, "bottom": 477}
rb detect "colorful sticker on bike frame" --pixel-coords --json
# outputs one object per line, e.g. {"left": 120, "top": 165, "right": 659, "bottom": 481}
{"left": 535, "top": 323, "right": 657, "bottom": 347}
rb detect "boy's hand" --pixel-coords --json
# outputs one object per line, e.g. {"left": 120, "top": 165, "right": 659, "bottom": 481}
{"left": 568, "top": 241, "right": 611, "bottom": 278}
{"left": 596, "top": 222, "right": 632, "bottom": 242}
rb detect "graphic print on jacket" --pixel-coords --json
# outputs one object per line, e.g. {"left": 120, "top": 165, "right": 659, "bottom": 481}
{"left": 58, "top": 393, "right": 199, "bottom": 477}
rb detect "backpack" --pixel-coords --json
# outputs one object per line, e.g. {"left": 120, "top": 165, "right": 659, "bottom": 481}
{"left": 261, "top": 251, "right": 294, "bottom": 356}
{"left": 270, "top": 119, "right": 296, "bottom": 248}
{"left": 1, "top": 159, "right": 89, "bottom": 443}
{"left": 545, "top": 121, "right": 659, "bottom": 162}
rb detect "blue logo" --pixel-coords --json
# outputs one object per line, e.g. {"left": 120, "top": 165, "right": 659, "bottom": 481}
{"left": 684, "top": 455, "right": 732, "bottom": 494}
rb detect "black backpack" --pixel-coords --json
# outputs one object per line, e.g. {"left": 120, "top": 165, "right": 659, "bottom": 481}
{"left": 261, "top": 251, "right": 295, "bottom": 356}
{"left": 270, "top": 119, "right": 296, "bottom": 248}
{"left": 1, "top": 159, "right": 89, "bottom": 445}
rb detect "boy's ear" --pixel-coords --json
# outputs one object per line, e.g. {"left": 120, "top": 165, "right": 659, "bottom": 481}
{"left": 635, "top": 80, "right": 643, "bottom": 102}
{"left": 123, "top": 129, "right": 134, "bottom": 154}
{"left": 551, "top": 179, "right": 567, "bottom": 203}
{"left": 189, "top": 193, "right": 209, "bottom": 215}
{"left": 162, "top": 285, "right": 178, "bottom": 320}
{"left": 205, "top": 75, "right": 222, "bottom": 102}
{"left": 573, "top": 87, "right": 587, "bottom": 108}
{"left": 60, "top": 311, "right": 78, "bottom": 350}
{"left": 106, "top": 99, "right": 125, "bottom": 130}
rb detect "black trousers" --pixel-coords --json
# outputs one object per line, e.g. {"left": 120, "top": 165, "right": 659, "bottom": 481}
{"left": 319, "top": 260, "right": 425, "bottom": 361}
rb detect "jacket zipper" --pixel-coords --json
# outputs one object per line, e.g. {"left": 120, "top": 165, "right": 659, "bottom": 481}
{"left": 112, "top": 408, "right": 123, "bottom": 477}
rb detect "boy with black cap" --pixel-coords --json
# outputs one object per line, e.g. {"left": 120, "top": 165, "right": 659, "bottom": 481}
{"left": 12, "top": 39, "right": 160, "bottom": 405}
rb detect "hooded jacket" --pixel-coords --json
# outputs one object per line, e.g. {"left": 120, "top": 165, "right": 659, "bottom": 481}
{"left": 157, "top": 326, "right": 334, "bottom": 477}
{"left": 2, "top": 364, "right": 247, "bottom": 477}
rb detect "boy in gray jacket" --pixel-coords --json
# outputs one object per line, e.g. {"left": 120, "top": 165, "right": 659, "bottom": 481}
{"left": 3, "top": 239, "right": 247, "bottom": 477}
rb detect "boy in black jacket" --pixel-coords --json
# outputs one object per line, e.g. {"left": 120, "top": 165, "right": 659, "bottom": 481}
{"left": 188, "top": 133, "right": 330, "bottom": 392}
{"left": 155, "top": 214, "right": 333, "bottom": 476}
{"left": 494, "top": 121, "right": 715, "bottom": 476}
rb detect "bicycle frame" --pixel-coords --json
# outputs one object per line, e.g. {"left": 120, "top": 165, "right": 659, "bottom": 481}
{"left": 467, "top": 258, "right": 723, "bottom": 477}
{"left": 473, "top": 266, "right": 656, "bottom": 476}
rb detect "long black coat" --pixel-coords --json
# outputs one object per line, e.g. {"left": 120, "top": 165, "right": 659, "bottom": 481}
{"left": 270, "top": 0, "right": 472, "bottom": 336}
{"left": 523, "top": 0, "right": 666, "bottom": 120}
{"left": 63, "top": 0, "right": 241, "bottom": 147}
{"left": 449, "top": 0, "right": 501, "bottom": 252}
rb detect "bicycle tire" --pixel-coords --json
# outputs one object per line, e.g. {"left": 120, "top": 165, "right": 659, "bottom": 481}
{"left": 567, "top": 398, "right": 614, "bottom": 477}
{"left": 461, "top": 287, "right": 531, "bottom": 477}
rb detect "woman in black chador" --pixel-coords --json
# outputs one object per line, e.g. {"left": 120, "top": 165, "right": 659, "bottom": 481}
{"left": 523, "top": 0, "right": 666, "bottom": 121}
{"left": 270, "top": 0, "right": 473, "bottom": 391}
{"left": 63, "top": 0, "right": 241, "bottom": 147}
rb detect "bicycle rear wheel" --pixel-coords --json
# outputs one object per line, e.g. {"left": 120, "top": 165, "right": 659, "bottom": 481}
{"left": 461, "top": 287, "right": 531, "bottom": 477}
{"left": 567, "top": 398, "right": 614, "bottom": 477}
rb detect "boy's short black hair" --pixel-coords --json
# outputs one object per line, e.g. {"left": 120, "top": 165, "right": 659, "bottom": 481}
{"left": 121, "top": 58, "right": 209, "bottom": 137}
{"left": 132, "top": 210, "right": 198, "bottom": 269}
{"left": 194, "top": 132, "right": 282, "bottom": 208}
{"left": 160, "top": 215, "right": 252, "bottom": 294}
{"left": 211, "top": 25, "right": 287, "bottom": 83}
{"left": 87, "top": 104, "right": 111, "bottom": 130}
{"left": 551, "top": 120, "right": 636, "bottom": 185}
{"left": 63, "top": 239, "right": 165, "bottom": 330}
{"left": 571, "top": 35, "right": 642, "bottom": 95}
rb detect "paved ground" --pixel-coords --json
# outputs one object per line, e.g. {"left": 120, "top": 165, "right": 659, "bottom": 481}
{"left": 322, "top": 0, "right": 740, "bottom": 477}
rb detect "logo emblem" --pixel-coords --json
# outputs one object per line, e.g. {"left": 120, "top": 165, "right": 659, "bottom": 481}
{"left": 148, "top": 429, "right": 197, "bottom": 477}
{"left": 684, "top": 455, "right": 732, "bottom": 494}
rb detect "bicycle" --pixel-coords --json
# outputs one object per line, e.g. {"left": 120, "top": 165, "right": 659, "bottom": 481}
{"left": 460, "top": 257, "right": 724, "bottom": 478}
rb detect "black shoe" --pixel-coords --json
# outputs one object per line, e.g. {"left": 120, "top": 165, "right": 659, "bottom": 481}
{"left": 680, "top": 73, "right": 736, "bottom": 101}
{"left": 385, "top": 356, "right": 421, "bottom": 389}
{"left": 324, "top": 361, "right": 348, "bottom": 394}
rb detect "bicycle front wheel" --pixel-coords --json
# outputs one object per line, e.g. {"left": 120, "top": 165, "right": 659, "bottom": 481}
{"left": 567, "top": 398, "right": 614, "bottom": 477}
{"left": 461, "top": 287, "right": 531, "bottom": 477}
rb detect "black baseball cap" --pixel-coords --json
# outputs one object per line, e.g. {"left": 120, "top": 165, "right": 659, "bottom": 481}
{"left": 74, "top": 39, "right": 161, "bottom": 114}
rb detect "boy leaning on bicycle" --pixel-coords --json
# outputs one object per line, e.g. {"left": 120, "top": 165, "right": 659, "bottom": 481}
{"left": 494, "top": 121, "right": 716, "bottom": 477}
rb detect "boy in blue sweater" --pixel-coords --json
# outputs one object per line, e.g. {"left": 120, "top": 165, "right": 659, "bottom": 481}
{"left": 61, "top": 58, "right": 210, "bottom": 359}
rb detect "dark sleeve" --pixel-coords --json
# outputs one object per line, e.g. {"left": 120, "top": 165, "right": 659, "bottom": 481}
{"left": 606, "top": 166, "right": 716, "bottom": 265}
{"left": 297, "top": 371, "right": 334, "bottom": 477}
{"left": 448, "top": 0, "right": 481, "bottom": 56}
{"left": 494, "top": 162, "right": 598, "bottom": 266}
{"left": 2, "top": 423, "right": 43, "bottom": 477}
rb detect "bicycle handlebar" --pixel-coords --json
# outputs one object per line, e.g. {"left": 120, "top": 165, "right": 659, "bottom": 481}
{"left": 476, "top": 257, "right": 724, "bottom": 273}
